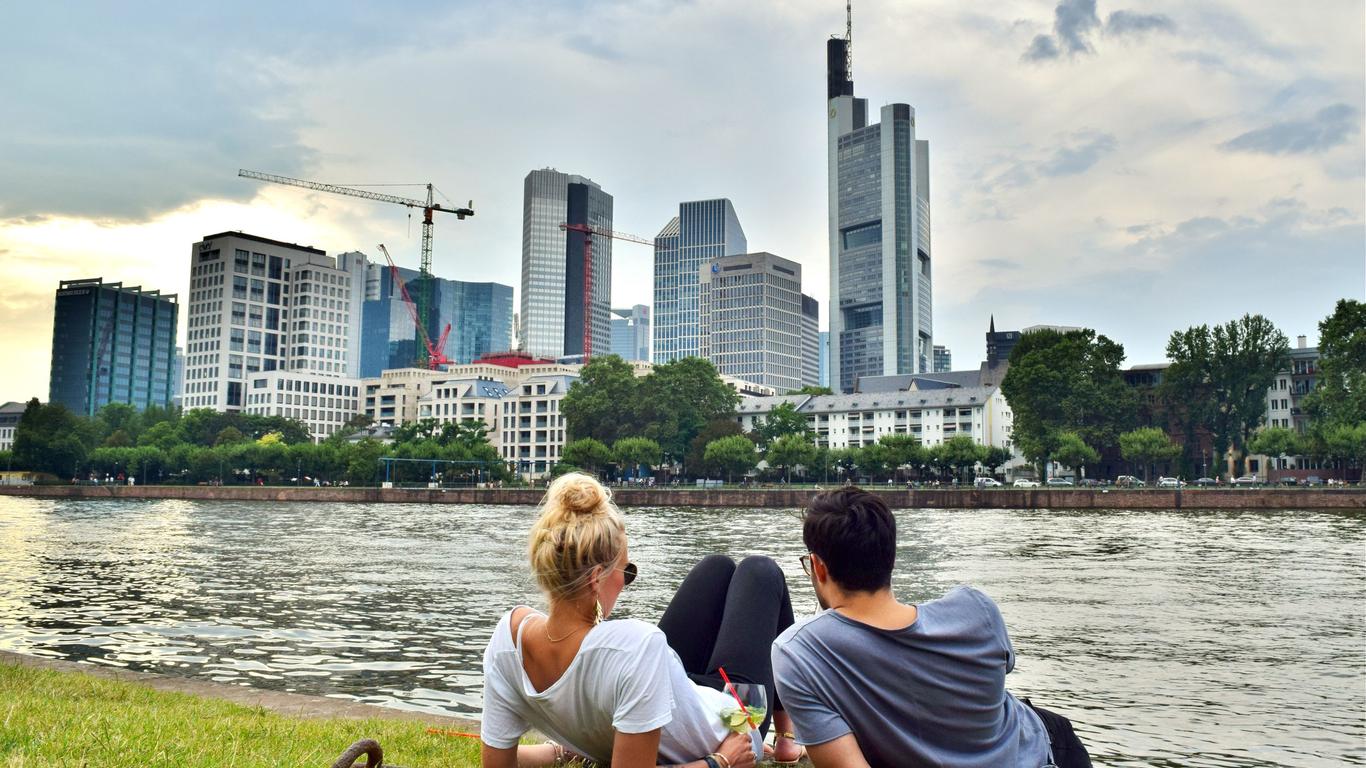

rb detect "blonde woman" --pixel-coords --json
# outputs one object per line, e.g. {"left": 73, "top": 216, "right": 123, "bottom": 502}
{"left": 480, "top": 473, "right": 802, "bottom": 768}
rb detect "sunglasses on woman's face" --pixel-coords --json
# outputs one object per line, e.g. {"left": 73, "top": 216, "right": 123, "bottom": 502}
{"left": 620, "top": 562, "right": 637, "bottom": 586}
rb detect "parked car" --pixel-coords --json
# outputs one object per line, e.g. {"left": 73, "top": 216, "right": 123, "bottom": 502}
{"left": 1231, "top": 474, "right": 1260, "bottom": 486}
{"left": 1277, "top": 477, "right": 1298, "bottom": 486}
{"left": 1045, "top": 478, "right": 1074, "bottom": 487}
{"left": 1194, "top": 477, "right": 1217, "bottom": 486}
{"left": 1078, "top": 478, "right": 1102, "bottom": 487}
{"left": 1157, "top": 476, "right": 1186, "bottom": 488}
{"left": 1116, "top": 475, "right": 1146, "bottom": 488}
{"left": 974, "top": 477, "right": 1003, "bottom": 488}
{"left": 1013, "top": 479, "right": 1041, "bottom": 488}
{"left": 1303, "top": 476, "right": 1324, "bottom": 486}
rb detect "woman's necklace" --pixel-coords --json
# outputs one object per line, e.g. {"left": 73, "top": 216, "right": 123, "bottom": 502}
{"left": 543, "top": 616, "right": 592, "bottom": 643}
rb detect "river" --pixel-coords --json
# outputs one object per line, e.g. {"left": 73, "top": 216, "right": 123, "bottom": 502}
{"left": 0, "top": 497, "right": 1361, "bottom": 766}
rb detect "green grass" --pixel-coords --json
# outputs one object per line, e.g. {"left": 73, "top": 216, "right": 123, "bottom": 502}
{"left": 0, "top": 662, "right": 482, "bottom": 767}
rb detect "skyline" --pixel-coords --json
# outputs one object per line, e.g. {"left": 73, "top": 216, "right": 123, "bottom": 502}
{"left": 2, "top": 0, "right": 1363, "bottom": 405}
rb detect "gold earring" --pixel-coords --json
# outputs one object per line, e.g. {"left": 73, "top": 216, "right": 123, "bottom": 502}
{"left": 594, "top": 598, "right": 603, "bottom": 624}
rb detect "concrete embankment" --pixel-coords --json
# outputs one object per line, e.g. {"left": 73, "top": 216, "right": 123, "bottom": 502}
{"left": 0, "top": 649, "right": 478, "bottom": 729}
{"left": 2, "top": 483, "right": 1363, "bottom": 510}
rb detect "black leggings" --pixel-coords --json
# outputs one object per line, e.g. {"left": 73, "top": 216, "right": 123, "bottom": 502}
{"left": 1024, "top": 701, "right": 1092, "bottom": 768}
{"left": 657, "top": 554, "right": 795, "bottom": 735}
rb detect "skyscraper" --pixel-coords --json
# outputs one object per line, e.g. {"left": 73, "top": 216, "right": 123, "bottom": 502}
{"left": 827, "top": 23, "right": 933, "bottom": 393}
{"left": 801, "top": 294, "right": 821, "bottom": 388}
{"left": 183, "top": 232, "right": 363, "bottom": 439}
{"left": 652, "top": 199, "right": 747, "bottom": 363}
{"left": 520, "top": 169, "right": 613, "bottom": 359}
{"left": 610, "top": 305, "right": 650, "bottom": 361}
{"left": 699, "top": 252, "right": 806, "bottom": 393}
{"left": 49, "top": 278, "right": 178, "bottom": 415}
{"left": 361, "top": 260, "right": 513, "bottom": 376}
{"left": 933, "top": 345, "right": 952, "bottom": 373}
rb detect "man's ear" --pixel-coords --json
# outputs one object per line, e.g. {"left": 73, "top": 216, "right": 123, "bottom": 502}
{"left": 812, "top": 555, "right": 829, "bottom": 583}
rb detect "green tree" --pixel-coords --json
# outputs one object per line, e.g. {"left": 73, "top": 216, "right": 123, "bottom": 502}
{"left": 789, "top": 385, "right": 834, "bottom": 396}
{"left": 685, "top": 420, "right": 745, "bottom": 479}
{"left": 12, "top": 399, "right": 93, "bottom": 478}
{"left": 751, "top": 402, "right": 812, "bottom": 449}
{"left": 613, "top": 437, "right": 663, "bottom": 478}
{"left": 638, "top": 358, "right": 740, "bottom": 469}
{"left": 563, "top": 438, "right": 613, "bottom": 475}
{"left": 1001, "top": 328, "right": 1137, "bottom": 475}
{"left": 854, "top": 443, "right": 891, "bottom": 481}
{"left": 1119, "top": 427, "right": 1182, "bottom": 481}
{"left": 1164, "top": 314, "right": 1290, "bottom": 476}
{"left": 981, "top": 445, "right": 1014, "bottom": 477}
{"left": 939, "top": 435, "right": 987, "bottom": 483}
{"left": 703, "top": 435, "right": 758, "bottom": 482}
{"left": 103, "top": 429, "right": 134, "bottom": 447}
{"left": 1247, "top": 427, "right": 1302, "bottom": 464}
{"left": 1303, "top": 299, "right": 1366, "bottom": 428}
{"left": 766, "top": 434, "right": 818, "bottom": 481}
{"left": 214, "top": 426, "right": 247, "bottom": 446}
{"left": 561, "top": 355, "right": 641, "bottom": 444}
{"left": 879, "top": 434, "right": 926, "bottom": 480}
{"left": 95, "top": 402, "right": 142, "bottom": 443}
{"left": 137, "top": 421, "right": 180, "bottom": 451}
{"left": 1052, "top": 431, "right": 1100, "bottom": 478}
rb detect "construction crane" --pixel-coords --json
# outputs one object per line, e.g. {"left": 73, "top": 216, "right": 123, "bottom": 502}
{"left": 559, "top": 223, "right": 654, "bottom": 360}
{"left": 238, "top": 169, "right": 473, "bottom": 367}
{"left": 377, "top": 244, "right": 452, "bottom": 370}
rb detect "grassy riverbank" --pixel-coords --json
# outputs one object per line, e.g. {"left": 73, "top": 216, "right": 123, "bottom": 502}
{"left": 0, "top": 661, "right": 481, "bottom": 767}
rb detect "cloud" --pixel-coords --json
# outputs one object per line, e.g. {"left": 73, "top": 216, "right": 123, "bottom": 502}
{"left": 1221, "top": 104, "right": 1360, "bottom": 155}
{"left": 1023, "top": 0, "right": 1175, "bottom": 61}
{"left": 977, "top": 258, "right": 1020, "bottom": 270}
{"left": 1105, "top": 10, "right": 1177, "bottom": 36}
{"left": 1039, "top": 133, "right": 1118, "bottom": 176}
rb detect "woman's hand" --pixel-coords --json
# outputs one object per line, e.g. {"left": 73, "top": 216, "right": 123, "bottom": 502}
{"left": 715, "top": 731, "right": 756, "bottom": 768}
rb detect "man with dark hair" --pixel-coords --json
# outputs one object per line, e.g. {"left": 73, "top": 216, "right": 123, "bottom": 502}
{"left": 771, "top": 487, "right": 1090, "bottom": 768}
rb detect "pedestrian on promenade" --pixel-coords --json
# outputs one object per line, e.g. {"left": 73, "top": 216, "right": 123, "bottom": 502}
{"left": 772, "top": 487, "right": 1091, "bottom": 768}
{"left": 480, "top": 472, "right": 803, "bottom": 768}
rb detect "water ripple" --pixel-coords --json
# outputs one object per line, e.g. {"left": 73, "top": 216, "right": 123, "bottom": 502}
{"left": 0, "top": 498, "right": 1362, "bottom": 766}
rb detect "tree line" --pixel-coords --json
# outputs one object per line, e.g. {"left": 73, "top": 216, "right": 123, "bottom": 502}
{"left": 2, "top": 400, "right": 507, "bottom": 486}
{"left": 1001, "top": 302, "right": 1365, "bottom": 480}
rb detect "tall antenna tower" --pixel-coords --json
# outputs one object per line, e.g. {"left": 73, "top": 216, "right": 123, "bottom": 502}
{"left": 846, "top": 1, "right": 853, "bottom": 78}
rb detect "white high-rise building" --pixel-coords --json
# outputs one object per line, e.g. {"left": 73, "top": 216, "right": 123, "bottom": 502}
{"left": 520, "top": 169, "right": 613, "bottom": 359}
{"left": 184, "top": 232, "right": 364, "bottom": 439}
{"left": 699, "top": 252, "right": 806, "bottom": 394}
{"left": 826, "top": 26, "right": 932, "bottom": 393}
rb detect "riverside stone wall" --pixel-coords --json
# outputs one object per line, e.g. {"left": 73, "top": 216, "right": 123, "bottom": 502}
{"left": 2, "top": 484, "right": 1363, "bottom": 510}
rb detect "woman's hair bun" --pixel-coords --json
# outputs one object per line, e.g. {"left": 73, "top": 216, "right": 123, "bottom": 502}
{"left": 554, "top": 472, "right": 609, "bottom": 515}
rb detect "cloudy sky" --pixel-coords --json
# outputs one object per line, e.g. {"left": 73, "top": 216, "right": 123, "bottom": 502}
{"left": 1, "top": 0, "right": 1362, "bottom": 404}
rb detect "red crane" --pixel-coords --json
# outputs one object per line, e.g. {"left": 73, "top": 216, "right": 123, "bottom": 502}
{"left": 377, "top": 244, "right": 452, "bottom": 369}
{"left": 559, "top": 223, "right": 654, "bottom": 360}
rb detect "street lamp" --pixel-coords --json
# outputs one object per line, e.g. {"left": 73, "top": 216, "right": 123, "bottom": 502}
{"left": 296, "top": 459, "right": 302, "bottom": 487}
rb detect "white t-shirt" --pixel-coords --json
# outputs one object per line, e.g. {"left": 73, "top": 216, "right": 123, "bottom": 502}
{"left": 481, "top": 608, "right": 735, "bottom": 765}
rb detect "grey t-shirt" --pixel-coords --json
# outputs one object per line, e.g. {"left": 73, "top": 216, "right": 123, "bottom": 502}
{"left": 771, "top": 586, "right": 1050, "bottom": 768}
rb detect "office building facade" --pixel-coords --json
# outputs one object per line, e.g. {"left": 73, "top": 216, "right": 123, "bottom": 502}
{"left": 0, "top": 401, "right": 28, "bottom": 451}
{"left": 184, "top": 232, "right": 365, "bottom": 420}
{"left": 521, "top": 169, "right": 613, "bottom": 359}
{"left": 819, "top": 331, "right": 831, "bottom": 389}
{"left": 653, "top": 199, "right": 748, "bottom": 363}
{"left": 827, "top": 34, "right": 932, "bottom": 392}
{"left": 699, "top": 252, "right": 806, "bottom": 393}
{"left": 610, "top": 305, "right": 651, "bottom": 361}
{"left": 49, "top": 278, "right": 178, "bottom": 415}
{"left": 802, "top": 295, "right": 821, "bottom": 389}
{"left": 361, "top": 260, "right": 513, "bottom": 376}
{"left": 933, "top": 345, "right": 952, "bottom": 373}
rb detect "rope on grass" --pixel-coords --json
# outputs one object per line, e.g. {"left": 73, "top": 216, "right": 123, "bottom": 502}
{"left": 331, "top": 739, "right": 383, "bottom": 768}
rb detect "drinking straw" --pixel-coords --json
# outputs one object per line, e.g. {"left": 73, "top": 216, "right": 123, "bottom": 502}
{"left": 716, "top": 666, "right": 758, "bottom": 730}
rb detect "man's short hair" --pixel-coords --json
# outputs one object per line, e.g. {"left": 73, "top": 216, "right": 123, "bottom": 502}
{"left": 803, "top": 487, "right": 895, "bottom": 592}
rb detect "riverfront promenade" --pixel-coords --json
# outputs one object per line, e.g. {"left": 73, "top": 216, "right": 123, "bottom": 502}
{"left": 3, "top": 483, "right": 1363, "bottom": 509}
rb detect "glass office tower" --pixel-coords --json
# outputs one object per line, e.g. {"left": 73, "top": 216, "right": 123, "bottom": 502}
{"left": 361, "top": 263, "right": 513, "bottom": 375}
{"left": 652, "top": 199, "right": 747, "bottom": 363}
{"left": 49, "top": 278, "right": 178, "bottom": 415}
{"left": 827, "top": 35, "right": 933, "bottom": 393}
